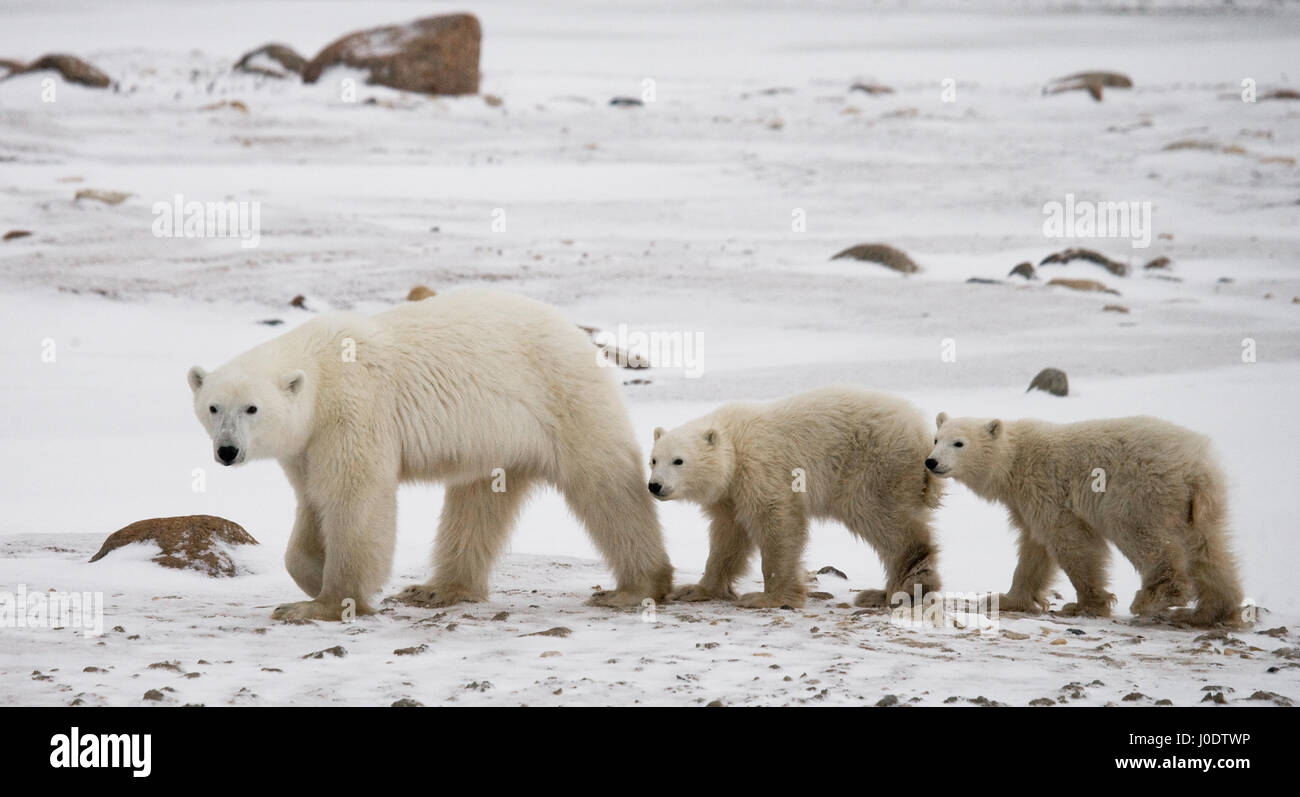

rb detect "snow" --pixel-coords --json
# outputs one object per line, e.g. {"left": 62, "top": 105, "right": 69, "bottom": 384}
{"left": 1, "top": 0, "right": 1298, "bottom": 706}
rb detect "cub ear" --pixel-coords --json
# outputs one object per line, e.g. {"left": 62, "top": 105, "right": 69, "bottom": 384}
{"left": 283, "top": 369, "right": 307, "bottom": 395}
{"left": 187, "top": 366, "right": 207, "bottom": 395}
{"left": 653, "top": 426, "right": 664, "bottom": 441}
{"left": 936, "top": 411, "right": 949, "bottom": 428}
{"left": 703, "top": 429, "right": 718, "bottom": 447}
{"left": 986, "top": 419, "right": 1002, "bottom": 438}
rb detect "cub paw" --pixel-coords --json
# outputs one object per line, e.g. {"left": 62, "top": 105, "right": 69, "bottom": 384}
{"left": 853, "top": 588, "right": 889, "bottom": 608}
{"left": 997, "top": 592, "right": 1049, "bottom": 614}
{"left": 736, "top": 591, "right": 803, "bottom": 609}
{"left": 587, "top": 589, "right": 652, "bottom": 609}
{"left": 1057, "top": 600, "right": 1113, "bottom": 618}
{"left": 670, "top": 583, "right": 735, "bottom": 602}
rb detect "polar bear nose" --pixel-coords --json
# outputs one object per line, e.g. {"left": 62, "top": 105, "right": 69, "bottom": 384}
{"left": 648, "top": 481, "right": 662, "bottom": 495}
{"left": 218, "top": 446, "right": 240, "bottom": 465}
{"left": 924, "top": 458, "right": 938, "bottom": 471}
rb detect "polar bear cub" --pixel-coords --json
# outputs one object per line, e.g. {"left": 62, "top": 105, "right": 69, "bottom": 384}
{"left": 188, "top": 288, "right": 672, "bottom": 620}
{"left": 927, "top": 413, "right": 1244, "bottom": 626}
{"left": 650, "top": 386, "right": 944, "bottom": 609}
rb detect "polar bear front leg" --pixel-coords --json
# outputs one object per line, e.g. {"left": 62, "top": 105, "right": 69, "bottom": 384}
{"left": 283, "top": 499, "right": 324, "bottom": 598}
{"left": 273, "top": 478, "right": 397, "bottom": 622}
{"left": 735, "top": 507, "right": 808, "bottom": 609}
{"left": 671, "top": 503, "right": 751, "bottom": 602}
{"left": 1048, "top": 519, "right": 1116, "bottom": 618}
{"left": 998, "top": 524, "right": 1057, "bottom": 614}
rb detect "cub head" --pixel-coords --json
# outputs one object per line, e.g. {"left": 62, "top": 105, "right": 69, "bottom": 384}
{"left": 187, "top": 364, "right": 309, "bottom": 466}
{"left": 926, "top": 412, "right": 1003, "bottom": 481}
{"left": 648, "top": 421, "right": 730, "bottom": 504}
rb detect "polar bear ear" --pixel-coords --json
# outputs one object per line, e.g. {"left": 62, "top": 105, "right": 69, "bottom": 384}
{"left": 282, "top": 370, "right": 306, "bottom": 395}
{"left": 653, "top": 426, "right": 664, "bottom": 441}
{"left": 703, "top": 429, "right": 718, "bottom": 447}
{"left": 936, "top": 412, "right": 949, "bottom": 428}
{"left": 187, "top": 366, "right": 207, "bottom": 395}
{"left": 986, "top": 419, "right": 1002, "bottom": 438}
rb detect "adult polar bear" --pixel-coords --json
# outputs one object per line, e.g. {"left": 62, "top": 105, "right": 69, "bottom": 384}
{"left": 188, "top": 289, "right": 673, "bottom": 620}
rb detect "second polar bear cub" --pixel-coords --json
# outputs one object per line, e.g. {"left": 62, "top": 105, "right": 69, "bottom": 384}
{"left": 649, "top": 386, "right": 944, "bottom": 609}
{"left": 928, "top": 413, "right": 1244, "bottom": 626}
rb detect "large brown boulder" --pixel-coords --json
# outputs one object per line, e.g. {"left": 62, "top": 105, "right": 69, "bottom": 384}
{"left": 89, "top": 515, "right": 258, "bottom": 577}
{"left": 16, "top": 54, "right": 110, "bottom": 88}
{"left": 302, "top": 14, "right": 480, "bottom": 96}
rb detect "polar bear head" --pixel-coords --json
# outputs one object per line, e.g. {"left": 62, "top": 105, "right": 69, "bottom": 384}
{"left": 926, "top": 412, "right": 1004, "bottom": 482}
{"left": 647, "top": 421, "right": 732, "bottom": 504}
{"left": 187, "top": 363, "right": 311, "bottom": 466}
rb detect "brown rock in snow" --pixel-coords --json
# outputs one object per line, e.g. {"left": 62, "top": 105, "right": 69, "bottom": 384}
{"left": 89, "top": 515, "right": 258, "bottom": 577}
{"left": 302, "top": 14, "right": 481, "bottom": 96}
{"left": 830, "top": 243, "right": 919, "bottom": 274}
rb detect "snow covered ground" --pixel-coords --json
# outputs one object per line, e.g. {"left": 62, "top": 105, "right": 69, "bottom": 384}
{"left": 1, "top": 0, "right": 1298, "bottom": 706}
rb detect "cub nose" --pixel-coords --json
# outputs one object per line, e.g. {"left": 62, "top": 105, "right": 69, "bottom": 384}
{"left": 648, "top": 481, "right": 662, "bottom": 495}
{"left": 924, "top": 458, "right": 938, "bottom": 471}
{"left": 217, "top": 446, "right": 240, "bottom": 465}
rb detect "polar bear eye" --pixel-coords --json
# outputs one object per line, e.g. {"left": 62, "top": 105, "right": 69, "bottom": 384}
{"left": 246, "top": 406, "right": 258, "bottom": 415}
{"left": 209, "top": 405, "right": 218, "bottom": 414}
{"left": 673, "top": 458, "right": 684, "bottom": 466}
{"left": 954, "top": 441, "right": 964, "bottom": 448}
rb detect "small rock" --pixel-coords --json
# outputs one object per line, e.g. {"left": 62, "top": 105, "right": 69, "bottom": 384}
{"left": 1200, "top": 691, "right": 1227, "bottom": 704}
{"left": 1047, "top": 277, "right": 1120, "bottom": 295}
{"left": 1154, "top": 699, "right": 1173, "bottom": 705}
{"left": 1028, "top": 697, "right": 1055, "bottom": 706}
{"left": 393, "top": 644, "right": 427, "bottom": 656}
{"left": 1103, "top": 304, "right": 1130, "bottom": 313}
{"left": 1040, "top": 247, "right": 1127, "bottom": 276}
{"left": 830, "top": 243, "right": 919, "bottom": 274}
{"left": 483, "top": 94, "right": 503, "bottom": 107}
{"left": 3, "top": 230, "right": 33, "bottom": 241}
{"left": 234, "top": 43, "right": 307, "bottom": 79}
{"left": 875, "top": 694, "right": 899, "bottom": 707}
{"left": 1008, "top": 262, "right": 1036, "bottom": 280}
{"left": 289, "top": 294, "right": 307, "bottom": 308}
{"left": 75, "top": 189, "right": 131, "bottom": 205}
{"left": 142, "top": 689, "right": 166, "bottom": 702}
{"left": 816, "top": 566, "right": 848, "bottom": 579}
{"left": 1027, "top": 367, "right": 1069, "bottom": 397}
{"left": 1143, "top": 256, "right": 1171, "bottom": 270}
{"left": 16, "top": 54, "right": 111, "bottom": 88}
{"left": 491, "top": 611, "right": 510, "bottom": 621}
{"left": 1122, "top": 692, "right": 1145, "bottom": 701}
{"left": 523, "top": 626, "right": 571, "bottom": 638}
{"left": 609, "top": 96, "right": 643, "bottom": 107}
{"left": 391, "top": 698, "right": 424, "bottom": 707}
{"left": 200, "top": 99, "right": 249, "bottom": 113}
{"left": 303, "top": 645, "right": 347, "bottom": 659}
{"left": 407, "top": 285, "right": 436, "bottom": 301}
{"left": 706, "top": 699, "right": 724, "bottom": 707}
{"left": 1067, "top": 628, "right": 1085, "bottom": 635}
{"left": 1260, "top": 626, "right": 1288, "bottom": 638}
{"left": 1247, "top": 690, "right": 1292, "bottom": 706}
{"left": 849, "top": 82, "right": 894, "bottom": 95}
{"left": 966, "top": 277, "right": 1001, "bottom": 285}
{"left": 1043, "top": 71, "right": 1132, "bottom": 102}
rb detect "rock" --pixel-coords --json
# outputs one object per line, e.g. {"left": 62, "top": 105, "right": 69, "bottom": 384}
{"left": 1143, "top": 256, "right": 1171, "bottom": 270}
{"left": 1247, "top": 690, "right": 1292, "bottom": 706}
{"left": 1043, "top": 71, "right": 1132, "bottom": 102}
{"left": 609, "top": 96, "right": 643, "bottom": 107}
{"left": 303, "top": 645, "right": 347, "bottom": 659}
{"left": 849, "top": 82, "right": 894, "bottom": 95}
{"left": 3, "top": 230, "right": 33, "bottom": 241}
{"left": 15, "top": 54, "right": 110, "bottom": 88}
{"left": 522, "top": 626, "right": 571, "bottom": 638}
{"left": 302, "top": 14, "right": 481, "bottom": 96}
{"left": 1259, "top": 89, "right": 1300, "bottom": 101}
{"left": 393, "top": 644, "right": 427, "bottom": 656}
{"left": 491, "top": 611, "right": 510, "bottom": 621}
{"left": 1260, "top": 626, "right": 1289, "bottom": 638}
{"left": 1039, "top": 247, "right": 1126, "bottom": 277}
{"left": 816, "top": 565, "right": 848, "bottom": 579}
{"left": 200, "top": 99, "right": 248, "bottom": 113}
{"left": 1047, "top": 277, "right": 1119, "bottom": 295}
{"left": 966, "top": 277, "right": 1001, "bottom": 285}
{"left": 706, "top": 699, "right": 724, "bottom": 707}
{"left": 875, "top": 694, "right": 900, "bottom": 707}
{"left": 1102, "top": 304, "right": 1129, "bottom": 313}
{"left": 290, "top": 294, "right": 308, "bottom": 308}
{"left": 391, "top": 698, "right": 424, "bottom": 707}
{"left": 1122, "top": 692, "right": 1145, "bottom": 701}
{"left": 1027, "top": 367, "right": 1069, "bottom": 397}
{"left": 1028, "top": 697, "right": 1055, "bottom": 706}
{"left": 1008, "top": 262, "right": 1036, "bottom": 280}
{"left": 0, "top": 58, "right": 24, "bottom": 77}
{"left": 75, "top": 189, "right": 131, "bottom": 206}
{"left": 1200, "top": 691, "right": 1227, "bottom": 704}
{"left": 482, "top": 93, "right": 503, "bottom": 107}
{"left": 142, "top": 689, "right": 166, "bottom": 701}
{"left": 407, "top": 284, "right": 436, "bottom": 301}
{"left": 89, "top": 515, "right": 258, "bottom": 577}
{"left": 830, "top": 243, "right": 919, "bottom": 274}
{"left": 234, "top": 43, "right": 307, "bottom": 79}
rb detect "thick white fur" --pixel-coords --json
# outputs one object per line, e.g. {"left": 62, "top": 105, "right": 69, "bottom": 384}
{"left": 189, "top": 289, "right": 672, "bottom": 620}
{"left": 650, "top": 386, "right": 943, "bottom": 609}
{"left": 929, "top": 413, "right": 1244, "bottom": 626}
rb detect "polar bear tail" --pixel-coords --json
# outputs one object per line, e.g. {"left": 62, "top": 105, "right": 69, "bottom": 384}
{"left": 1185, "top": 471, "right": 1245, "bottom": 627}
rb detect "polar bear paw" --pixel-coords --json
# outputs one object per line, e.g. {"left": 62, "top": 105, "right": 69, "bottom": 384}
{"left": 272, "top": 599, "right": 345, "bottom": 622}
{"left": 670, "top": 583, "right": 736, "bottom": 602}
{"left": 736, "top": 591, "right": 803, "bottom": 609}
{"left": 586, "top": 589, "right": 655, "bottom": 609}
{"left": 996, "top": 592, "right": 1050, "bottom": 614}
{"left": 392, "top": 583, "right": 483, "bottom": 608}
{"left": 852, "top": 588, "right": 889, "bottom": 608}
